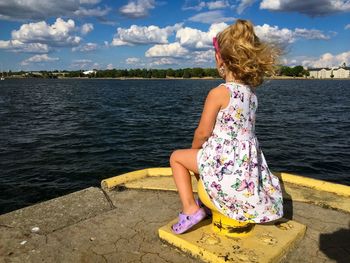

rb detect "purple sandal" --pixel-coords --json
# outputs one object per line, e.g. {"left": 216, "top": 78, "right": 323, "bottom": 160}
{"left": 171, "top": 207, "right": 206, "bottom": 234}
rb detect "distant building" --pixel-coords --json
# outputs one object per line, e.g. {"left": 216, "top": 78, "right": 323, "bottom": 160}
{"left": 309, "top": 66, "right": 350, "bottom": 79}
{"left": 309, "top": 68, "right": 321, "bottom": 78}
{"left": 333, "top": 67, "right": 350, "bottom": 78}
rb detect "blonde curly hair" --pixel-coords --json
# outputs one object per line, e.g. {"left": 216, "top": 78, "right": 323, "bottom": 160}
{"left": 216, "top": 19, "right": 280, "bottom": 87}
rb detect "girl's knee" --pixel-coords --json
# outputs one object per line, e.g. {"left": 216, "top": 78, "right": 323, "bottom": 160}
{"left": 170, "top": 149, "right": 180, "bottom": 165}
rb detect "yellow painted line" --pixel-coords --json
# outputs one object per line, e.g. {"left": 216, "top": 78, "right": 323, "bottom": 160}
{"left": 101, "top": 168, "right": 350, "bottom": 197}
{"left": 101, "top": 167, "right": 174, "bottom": 190}
{"left": 147, "top": 167, "right": 173, "bottom": 176}
{"left": 101, "top": 168, "right": 149, "bottom": 190}
{"left": 277, "top": 172, "right": 350, "bottom": 197}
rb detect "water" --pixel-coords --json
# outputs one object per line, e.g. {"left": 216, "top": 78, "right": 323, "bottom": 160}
{"left": 0, "top": 79, "right": 349, "bottom": 214}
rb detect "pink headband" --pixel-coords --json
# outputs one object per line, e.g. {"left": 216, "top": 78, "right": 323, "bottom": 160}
{"left": 212, "top": 37, "right": 220, "bottom": 54}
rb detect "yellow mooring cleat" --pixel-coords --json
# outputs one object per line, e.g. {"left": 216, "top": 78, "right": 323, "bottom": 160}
{"left": 197, "top": 179, "right": 255, "bottom": 237}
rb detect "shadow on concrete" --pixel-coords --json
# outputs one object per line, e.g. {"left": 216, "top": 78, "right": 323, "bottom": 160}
{"left": 274, "top": 172, "right": 293, "bottom": 220}
{"left": 319, "top": 223, "right": 350, "bottom": 263}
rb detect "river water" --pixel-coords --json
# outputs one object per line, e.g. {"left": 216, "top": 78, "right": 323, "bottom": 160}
{"left": 0, "top": 78, "right": 349, "bottom": 214}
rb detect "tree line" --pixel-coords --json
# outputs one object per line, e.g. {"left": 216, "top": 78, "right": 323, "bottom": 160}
{"left": 69, "top": 68, "right": 220, "bottom": 78}
{"left": 277, "top": 65, "right": 310, "bottom": 77}
{"left": 6, "top": 65, "right": 310, "bottom": 79}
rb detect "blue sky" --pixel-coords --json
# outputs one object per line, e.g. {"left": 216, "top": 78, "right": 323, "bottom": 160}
{"left": 0, "top": 0, "right": 349, "bottom": 71}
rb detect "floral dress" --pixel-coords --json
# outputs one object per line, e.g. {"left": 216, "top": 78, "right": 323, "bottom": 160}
{"left": 197, "top": 82, "right": 283, "bottom": 223}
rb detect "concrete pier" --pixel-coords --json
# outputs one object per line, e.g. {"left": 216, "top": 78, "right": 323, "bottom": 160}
{"left": 0, "top": 168, "right": 349, "bottom": 262}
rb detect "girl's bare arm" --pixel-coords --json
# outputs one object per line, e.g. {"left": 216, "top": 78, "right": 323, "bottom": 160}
{"left": 191, "top": 85, "right": 229, "bottom": 149}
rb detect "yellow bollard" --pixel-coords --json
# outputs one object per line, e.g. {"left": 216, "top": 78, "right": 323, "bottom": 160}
{"left": 197, "top": 179, "right": 254, "bottom": 237}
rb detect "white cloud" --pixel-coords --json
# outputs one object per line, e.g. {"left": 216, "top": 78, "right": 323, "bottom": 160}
{"left": 255, "top": 24, "right": 295, "bottom": 44}
{"left": 111, "top": 23, "right": 182, "bottom": 46}
{"left": 345, "top": 24, "right": 350, "bottom": 30}
{"left": 106, "top": 63, "right": 114, "bottom": 69}
{"left": 188, "top": 10, "right": 235, "bottom": 24}
{"left": 193, "top": 49, "right": 215, "bottom": 64}
{"left": 81, "top": 23, "right": 94, "bottom": 35}
{"left": 254, "top": 24, "right": 332, "bottom": 45}
{"left": 237, "top": 0, "right": 256, "bottom": 14}
{"left": 119, "top": 0, "right": 155, "bottom": 18}
{"left": 207, "top": 1, "right": 230, "bottom": 10}
{"left": 145, "top": 42, "right": 189, "bottom": 57}
{"left": 294, "top": 28, "right": 331, "bottom": 40}
{"left": 176, "top": 28, "right": 209, "bottom": 49}
{"left": 80, "top": 0, "right": 101, "bottom": 4}
{"left": 0, "top": 18, "right": 89, "bottom": 54}
{"left": 0, "top": 40, "right": 49, "bottom": 53}
{"left": 176, "top": 22, "right": 228, "bottom": 49}
{"left": 260, "top": 0, "right": 350, "bottom": 16}
{"left": 182, "top": 1, "right": 230, "bottom": 11}
{"left": 126, "top": 57, "right": 141, "bottom": 64}
{"left": 144, "top": 22, "right": 222, "bottom": 64}
{"left": 147, "top": 49, "right": 216, "bottom": 67}
{"left": 0, "top": 0, "right": 109, "bottom": 21}
{"left": 21, "top": 54, "right": 59, "bottom": 65}
{"left": 149, "top": 57, "right": 178, "bottom": 67}
{"left": 182, "top": 1, "right": 206, "bottom": 11}
{"left": 72, "top": 42, "right": 98, "bottom": 52}
{"left": 11, "top": 18, "right": 81, "bottom": 47}
{"left": 280, "top": 56, "right": 311, "bottom": 67}
{"left": 74, "top": 6, "right": 111, "bottom": 17}
{"left": 73, "top": 59, "right": 92, "bottom": 63}
{"left": 301, "top": 51, "right": 350, "bottom": 68}
{"left": 260, "top": 0, "right": 280, "bottom": 9}
{"left": 207, "top": 22, "right": 229, "bottom": 35}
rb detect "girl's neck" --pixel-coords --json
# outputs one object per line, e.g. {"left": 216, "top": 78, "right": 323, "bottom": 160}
{"left": 224, "top": 72, "right": 243, "bottom": 85}
{"left": 225, "top": 79, "right": 243, "bottom": 84}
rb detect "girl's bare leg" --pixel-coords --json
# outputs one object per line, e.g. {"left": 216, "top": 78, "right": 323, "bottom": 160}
{"left": 170, "top": 149, "right": 200, "bottom": 215}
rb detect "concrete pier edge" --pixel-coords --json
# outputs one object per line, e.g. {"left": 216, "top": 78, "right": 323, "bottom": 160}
{"left": 1, "top": 168, "right": 349, "bottom": 262}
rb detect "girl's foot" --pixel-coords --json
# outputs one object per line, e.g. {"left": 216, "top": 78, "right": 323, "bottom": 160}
{"left": 182, "top": 203, "right": 201, "bottom": 215}
{"left": 196, "top": 198, "right": 212, "bottom": 216}
{"left": 171, "top": 207, "right": 206, "bottom": 234}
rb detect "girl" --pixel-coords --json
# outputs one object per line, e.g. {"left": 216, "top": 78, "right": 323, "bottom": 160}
{"left": 170, "top": 19, "right": 284, "bottom": 234}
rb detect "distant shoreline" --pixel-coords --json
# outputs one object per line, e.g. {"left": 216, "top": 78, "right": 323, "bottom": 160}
{"left": 3, "top": 76, "right": 350, "bottom": 80}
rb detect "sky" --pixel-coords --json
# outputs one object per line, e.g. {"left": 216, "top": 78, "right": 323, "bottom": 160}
{"left": 0, "top": 0, "right": 349, "bottom": 71}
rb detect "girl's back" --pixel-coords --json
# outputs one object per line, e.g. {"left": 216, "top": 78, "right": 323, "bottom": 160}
{"left": 211, "top": 82, "right": 257, "bottom": 142}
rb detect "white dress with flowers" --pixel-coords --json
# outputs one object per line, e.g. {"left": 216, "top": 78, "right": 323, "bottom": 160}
{"left": 197, "top": 82, "right": 283, "bottom": 223}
